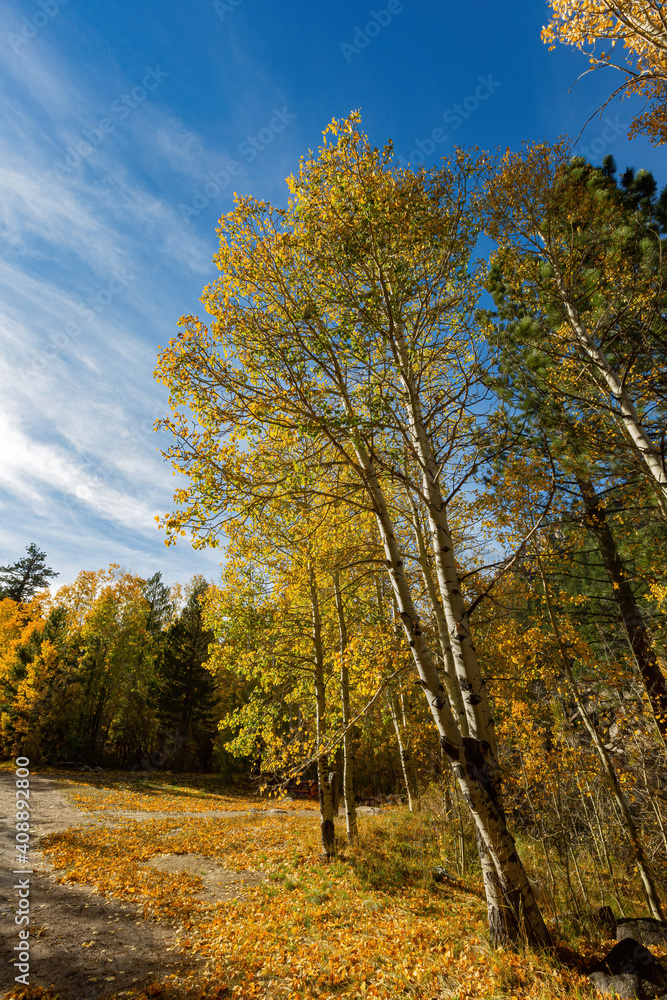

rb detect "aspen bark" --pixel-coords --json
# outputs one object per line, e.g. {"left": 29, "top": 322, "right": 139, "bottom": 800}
{"left": 548, "top": 267, "right": 667, "bottom": 497}
{"left": 309, "top": 561, "right": 335, "bottom": 858}
{"left": 386, "top": 320, "right": 523, "bottom": 930}
{"left": 406, "top": 492, "right": 469, "bottom": 735}
{"left": 391, "top": 320, "right": 497, "bottom": 755}
{"left": 350, "top": 437, "right": 551, "bottom": 947}
{"left": 388, "top": 691, "right": 418, "bottom": 811}
{"left": 383, "top": 586, "right": 420, "bottom": 811}
{"left": 333, "top": 570, "right": 357, "bottom": 844}
{"left": 400, "top": 691, "right": 420, "bottom": 806}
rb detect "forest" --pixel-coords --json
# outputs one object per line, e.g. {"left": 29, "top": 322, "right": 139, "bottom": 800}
{"left": 3, "top": 3, "right": 667, "bottom": 997}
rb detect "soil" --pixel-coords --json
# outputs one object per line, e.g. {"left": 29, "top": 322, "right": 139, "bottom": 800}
{"left": 0, "top": 774, "right": 309, "bottom": 999}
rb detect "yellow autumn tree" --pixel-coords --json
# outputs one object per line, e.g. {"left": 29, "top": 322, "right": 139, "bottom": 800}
{"left": 543, "top": 0, "right": 667, "bottom": 142}
{"left": 155, "top": 113, "right": 553, "bottom": 947}
{"left": 0, "top": 567, "right": 167, "bottom": 763}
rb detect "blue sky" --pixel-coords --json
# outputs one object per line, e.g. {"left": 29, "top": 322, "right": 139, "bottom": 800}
{"left": 0, "top": 0, "right": 664, "bottom": 590}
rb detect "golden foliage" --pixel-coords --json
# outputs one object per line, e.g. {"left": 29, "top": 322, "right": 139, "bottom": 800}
{"left": 543, "top": 1, "right": 667, "bottom": 142}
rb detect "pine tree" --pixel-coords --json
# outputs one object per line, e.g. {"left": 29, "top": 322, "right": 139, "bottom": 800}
{"left": 483, "top": 155, "right": 667, "bottom": 744}
{"left": 0, "top": 544, "right": 59, "bottom": 602}
{"left": 156, "top": 577, "right": 219, "bottom": 770}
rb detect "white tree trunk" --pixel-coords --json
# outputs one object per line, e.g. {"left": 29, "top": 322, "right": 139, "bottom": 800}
{"left": 349, "top": 438, "right": 551, "bottom": 947}
{"left": 406, "top": 492, "right": 469, "bottom": 736}
{"left": 309, "top": 561, "right": 335, "bottom": 858}
{"left": 333, "top": 570, "right": 358, "bottom": 844}
{"left": 388, "top": 691, "right": 418, "bottom": 811}
{"left": 391, "top": 320, "right": 498, "bottom": 755}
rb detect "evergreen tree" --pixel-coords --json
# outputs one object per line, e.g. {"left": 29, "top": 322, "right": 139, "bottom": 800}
{"left": 156, "top": 576, "right": 219, "bottom": 769}
{"left": 142, "top": 571, "right": 174, "bottom": 642}
{"left": 484, "top": 146, "right": 667, "bottom": 499}
{"left": 483, "top": 156, "right": 667, "bottom": 744}
{"left": 0, "top": 544, "right": 59, "bottom": 602}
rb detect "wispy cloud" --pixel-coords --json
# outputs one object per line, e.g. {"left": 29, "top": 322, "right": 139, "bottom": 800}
{"left": 0, "top": 409, "right": 158, "bottom": 531}
{"left": 0, "top": 0, "right": 302, "bottom": 585}
{"left": 0, "top": 26, "right": 221, "bottom": 579}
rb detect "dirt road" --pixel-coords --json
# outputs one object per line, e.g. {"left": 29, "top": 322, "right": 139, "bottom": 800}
{"left": 0, "top": 772, "right": 193, "bottom": 998}
{"left": 0, "top": 773, "right": 321, "bottom": 999}
{"left": 1, "top": 771, "right": 306, "bottom": 998}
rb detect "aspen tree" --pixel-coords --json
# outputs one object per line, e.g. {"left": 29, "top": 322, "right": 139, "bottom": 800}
{"left": 543, "top": 0, "right": 667, "bottom": 142}
{"left": 333, "top": 569, "right": 358, "bottom": 842}
{"left": 156, "top": 116, "right": 552, "bottom": 947}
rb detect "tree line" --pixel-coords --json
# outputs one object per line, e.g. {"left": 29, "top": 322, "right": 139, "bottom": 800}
{"left": 0, "top": 552, "right": 224, "bottom": 773}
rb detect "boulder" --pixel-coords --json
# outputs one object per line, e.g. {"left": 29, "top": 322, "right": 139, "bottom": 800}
{"left": 617, "top": 920, "right": 667, "bottom": 948}
{"left": 588, "top": 938, "right": 667, "bottom": 999}
{"left": 596, "top": 907, "right": 667, "bottom": 947}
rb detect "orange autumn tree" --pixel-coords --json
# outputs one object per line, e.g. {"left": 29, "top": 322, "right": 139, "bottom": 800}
{"left": 543, "top": 0, "right": 667, "bottom": 142}
{"left": 476, "top": 449, "right": 665, "bottom": 919}
{"left": 0, "top": 594, "right": 51, "bottom": 758}
{"left": 155, "top": 113, "right": 552, "bottom": 947}
{"left": 0, "top": 567, "right": 168, "bottom": 763}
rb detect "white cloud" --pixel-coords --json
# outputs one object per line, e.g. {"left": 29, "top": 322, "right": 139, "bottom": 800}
{"left": 0, "top": 408, "right": 159, "bottom": 531}
{"left": 0, "top": 11, "right": 298, "bottom": 586}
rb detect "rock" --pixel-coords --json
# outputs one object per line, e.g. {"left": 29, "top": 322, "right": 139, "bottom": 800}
{"left": 617, "top": 920, "right": 667, "bottom": 948}
{"left": 356, "top": 806, "right": 381, "bottom": 815}
{"left": 596, "top": 907, "right": 667, "bottom": 947}
{"left": 94, "top": 766, "right": 104, "bottom": 772}
{"left": 432, "top": 867, "right": 464, "bottom": 888}
{"left": 588, "top": 938, "right": 667, "bottom": 998}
